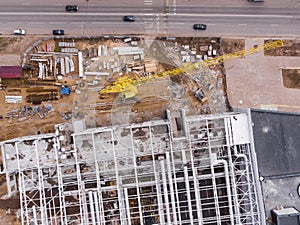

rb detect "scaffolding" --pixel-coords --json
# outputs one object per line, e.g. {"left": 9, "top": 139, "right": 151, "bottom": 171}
{"left": 0, "top": 110, "right": 264, "bottom": 225}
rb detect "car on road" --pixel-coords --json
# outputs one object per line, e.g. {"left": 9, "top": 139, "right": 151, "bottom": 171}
{"left": 52, "top": 30, "right": 65, "bottom": 35}
{"left": 248, "top": 0, "right": 264, "bottom": 2}
{"left": 193, "top": 24, "right": 207, "bottom": 30}
{"left": 123, "top": 16, "right": 136, "bottom": 22}
{"left": 66, "top": 5, "right": 78, "bottom": 12}
{"left": 13, "top": 29, "right": 26, "bottom": 35}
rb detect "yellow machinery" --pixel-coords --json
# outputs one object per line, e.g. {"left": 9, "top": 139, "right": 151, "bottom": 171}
{"left": 99, "top": 40, "right": 284, "bottom": 97}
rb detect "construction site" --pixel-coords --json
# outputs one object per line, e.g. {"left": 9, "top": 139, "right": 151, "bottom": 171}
{"left": 0, "top": 35, "right": 299, "bottom": 225}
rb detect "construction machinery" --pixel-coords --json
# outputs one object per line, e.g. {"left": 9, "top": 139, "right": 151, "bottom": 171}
{"left": 99, "top": 40, "right": 284, "bottom": 98}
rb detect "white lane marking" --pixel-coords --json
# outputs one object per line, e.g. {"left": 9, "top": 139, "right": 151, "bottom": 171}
{"left": 22, "top": 3, "right": 31, "bottom": 5}
{"left": 174, "top": 22, "right": 184, "bottom": 24}
{"left": 0, "top": 12, "right": 293, "bottom": 19}
{"left": 270, "top": 24, "right": 279, "bottom": 26}
{"left": 54, "top": 4, "right": 63, "bottom": 6}
{"left": 239, "top": 23, "right": 248, "bottom": 26}
{"left": 90, "top": 21, "right": 136, "bottom": 24}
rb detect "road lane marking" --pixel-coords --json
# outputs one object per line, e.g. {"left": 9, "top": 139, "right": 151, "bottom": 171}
{"left": 22, "top": 3, "right": 31, "bottom": 6}
{"left": 270, "top": 24, "right": 279, "bottom": 26}
{"left": 0, "top": 12, "right": 293, "bottom": 19}
{"left": 239, "top": 23, "right": 248, "bottom": 26}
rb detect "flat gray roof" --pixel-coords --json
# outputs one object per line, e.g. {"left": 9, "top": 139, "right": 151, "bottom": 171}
{"left": 251, "top": 109, "right": 300, "bottom": 177}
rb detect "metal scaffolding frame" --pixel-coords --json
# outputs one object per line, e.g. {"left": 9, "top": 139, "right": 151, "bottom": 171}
{"left": 0, "top": 111, "right": 264, "bottom": 225}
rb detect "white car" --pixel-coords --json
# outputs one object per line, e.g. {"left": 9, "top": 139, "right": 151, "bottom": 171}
{"left": 13, "top": 29, "right": 26, "bottom": 35}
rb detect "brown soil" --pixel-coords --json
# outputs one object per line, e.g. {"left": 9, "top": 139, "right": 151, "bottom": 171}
{"left": 0, "top": 210, "right": 21, "bottom": 225}
{"left": 0, "top": 36, "right": 41, "bottom": 55}
{"left": 221, "top": 38, "right": 245, "bottom": 54}
{"left": 265, "top": 40, "right": 300, "bottom": 56}
{"left": 282, "top": 69, "right": 300, "bottom": 89}
{"left": 131, "top": 96, "right": 170, "bottom": 119}
{"left": 0, "top": 175, "right": 21, "bottom": 225}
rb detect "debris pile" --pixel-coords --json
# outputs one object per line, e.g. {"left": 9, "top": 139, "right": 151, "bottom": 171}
{"left": 5, "top": 104, "right": 53, "bottom": 121}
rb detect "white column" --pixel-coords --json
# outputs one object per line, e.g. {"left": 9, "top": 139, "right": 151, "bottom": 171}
{"left": 93, "top": 192, "right": 101, "bottom": 225}
{"left": 124, "top": 188, "right": 132, "bottom": 225}
{"left": 184, "top": 166, "right": 193, "bottom": 225}
{"left": 160, "top": 160, "right": 171, "bottom": 224}
{"left": 89, "top": 191, "right": 96, "bottom": 225}
{"left": 166, "top": 152, "right": 178, "bottom": 224}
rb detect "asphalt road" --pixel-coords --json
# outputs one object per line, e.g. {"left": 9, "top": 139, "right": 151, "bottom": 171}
{"left": 0, "top": 0, "right": 299, "bottom": 37}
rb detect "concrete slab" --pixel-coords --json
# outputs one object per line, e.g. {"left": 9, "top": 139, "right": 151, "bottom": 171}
{"left": 225, "top": 38, "right": 300, "bottom": 113}
{"left": 261, "top": 177, "right": 300, "bottom": 218}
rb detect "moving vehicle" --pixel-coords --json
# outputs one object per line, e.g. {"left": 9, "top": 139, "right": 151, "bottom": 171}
{"left": 52, "top": 30, "right": 65, "bottom": 35}
{"left": 193, "top": 24, "right": 207, "bottom": 30}
{"left": 66, "top": 5, "right": 78, "bottom": 12}
{"left": 13, "top": 29, "right": 25, "bottom": 35}
{"left": 248, "top": 0, "right": 264, "bottom": 1}
{"left": 123, "top": 16, "right": 136, "bottom": 22}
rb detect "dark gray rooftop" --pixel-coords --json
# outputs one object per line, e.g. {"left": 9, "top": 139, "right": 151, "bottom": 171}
{"left": 251, "top": 109, "right": 300, "bottom": 177}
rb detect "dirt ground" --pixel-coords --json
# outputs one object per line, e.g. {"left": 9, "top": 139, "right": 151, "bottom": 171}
{"left": 221, "top": 38, "right": 245, "bottom": 54}
{"left": 282, "top": 69, "right": 300, "bottom": 89}
{"left": 265, "top": 39, "right": 300, "bottom": 56}
{"left": 0, "top": 174, "right": 21, "bottom": 225}
{"left": 0, "top": 37, "right": 38, "bottom": 54}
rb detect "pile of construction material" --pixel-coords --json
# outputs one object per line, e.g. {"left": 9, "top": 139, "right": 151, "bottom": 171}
{"left": 5, "top": 104, "right": 53, "bottom": 121}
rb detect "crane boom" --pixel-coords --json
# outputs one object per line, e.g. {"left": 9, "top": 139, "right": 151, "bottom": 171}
{"left": 99, "top": 40, "right": 284, "bottom": 95}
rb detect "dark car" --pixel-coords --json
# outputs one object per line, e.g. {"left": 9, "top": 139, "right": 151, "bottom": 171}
{"left": 193, "top": 24, "right": 207, "bottom": 30}
{"left": 123, "top": 16, "right": 136, "bottom": 22}
{"left": 52, "top": 30, "right": 65, "bottom": 35}
{"left": 66, "top": 5, "right": 78, "bottom": 12}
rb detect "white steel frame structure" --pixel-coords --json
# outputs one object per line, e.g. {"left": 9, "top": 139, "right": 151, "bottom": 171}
{"left": 0, "top": 110, "right": 264, "bottom": 225}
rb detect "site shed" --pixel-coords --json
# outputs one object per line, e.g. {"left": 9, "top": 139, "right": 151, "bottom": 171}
{"left": 0, "top": 66, "right": 22, "bottom": 78}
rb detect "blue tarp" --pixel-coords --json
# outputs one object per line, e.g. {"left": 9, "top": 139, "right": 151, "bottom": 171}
{"left": 60, "top": 86, "right": 71, "bottom": 95}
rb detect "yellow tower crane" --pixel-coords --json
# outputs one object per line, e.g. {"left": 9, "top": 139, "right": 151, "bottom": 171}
{"left": 99, "top": 40, "right": 284, "bottom": 97}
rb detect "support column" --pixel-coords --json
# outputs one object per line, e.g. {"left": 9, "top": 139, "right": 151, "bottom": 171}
{"left": 225, "top": 118, "right": 242, "bottom": 224}
{"left": 149, "top": 125, "right": 165, "bottom": 224}
{"left": 160, "top": 160, "right": 171, "bottom": 224}
{"left": 184, "top": 166, "right": 193, "bottom": 225}
{"left": 32, "top": 205, "right": 38, "bottom": 225}
{"left": 166, "top": 152, "right": 178, "bottom": 224}
{"left": 89, "top": 191, "right": 96, "bottom": 225}
{"left": 130, "top": 128, "right": 144, "bottom": 225}
{"left": 124, "top": 188, "right": 132, "bottom": 225}
{"left": 93, "top": 191, "right": 101, "bottom": 225}
{"left": 91, "top": 132, "right": 106, "bottom": 224}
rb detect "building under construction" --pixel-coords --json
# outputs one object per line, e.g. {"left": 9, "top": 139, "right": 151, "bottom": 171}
{"left": 0, "top": 108, "right": 265, "bottom": 225}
